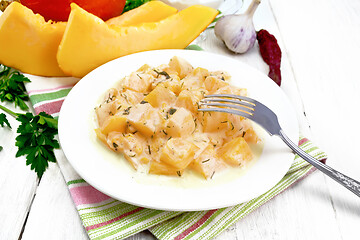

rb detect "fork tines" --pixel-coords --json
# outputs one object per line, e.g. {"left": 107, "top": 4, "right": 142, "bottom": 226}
{"left": 199, "top": 94, "right": 256, "bottom": 118}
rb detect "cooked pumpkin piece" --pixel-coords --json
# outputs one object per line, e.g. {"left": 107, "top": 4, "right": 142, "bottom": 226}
{"left": 120, "top": 71, "right": 153, "bottom": 93}
{"left": 149, "top": 161, "right": 184, "bottom": 176}
{"left": 180, "top": 67, "right": 209, "bottom": 91}
{"left": 204, "top": 75, "right": 229, "bottom": 93}
{"left": 218, "top": 137, "right": 253, "bottom": 166}
{"left": 190, "top": 144, "right": 226, "bottom": 179}
{"left": 95, "top": 99, "right": 119, "bottom": 126}
{"left": 143, "top": 84, "right": 177, "bottom": 108}
{"left": 202, "top": 111, "right": 230, "bottom": 132}
{"left": 118, "top": 89, "right": 144, "bottom": 105}
{"left": 95, "top": 56, "right": 260, "bottom": 179}
{"left": 168, "top": 56, "right": 194, "bottom": 79}
{"left": 100, "top": 115, "right": 127, "bottom": 135}
{"left": 107, "top": 132, "right": 147, "bottom": 169}
{"left": 154, "top": 75, "right": 182, "bottom": 95}
{"left": 160, "top": 138, "right": 198, "bottom": 170}
{"left": 125, "top": 103, "right": 163, "bottom": 137}
{"left": 166, "top": 107, "right": 195, "bottom": 137}
{"left": 175, "top": 89, "right": 203, "bottom": 114}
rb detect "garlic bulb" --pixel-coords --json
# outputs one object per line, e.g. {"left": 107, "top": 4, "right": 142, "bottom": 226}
{"left": 214, "top": 0, "right": 261, "bottom": 54}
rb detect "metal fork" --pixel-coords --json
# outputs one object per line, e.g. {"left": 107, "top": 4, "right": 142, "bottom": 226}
{"left": 199, "top": 94, "right": 360, "bottom": 197}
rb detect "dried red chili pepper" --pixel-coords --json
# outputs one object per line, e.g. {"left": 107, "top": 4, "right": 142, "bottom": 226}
{"left": 257, "top": 29, "right": 282, "bottom": 86}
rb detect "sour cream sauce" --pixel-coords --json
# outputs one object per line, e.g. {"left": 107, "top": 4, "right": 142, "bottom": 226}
{"left": 91, "top": 110, "right": 265, "bottom": 189}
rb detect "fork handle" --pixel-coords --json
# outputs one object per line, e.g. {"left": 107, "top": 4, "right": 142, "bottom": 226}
{"left": 279, "top": 130, "right": 360, "bottom": 198}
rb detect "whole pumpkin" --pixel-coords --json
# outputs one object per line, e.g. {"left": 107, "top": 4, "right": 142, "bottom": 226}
{"left": 20, "top": 0, "right": 126, "bottom": 21}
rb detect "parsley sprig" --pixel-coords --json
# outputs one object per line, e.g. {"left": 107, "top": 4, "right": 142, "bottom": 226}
{"left": 0, "top": 65, "right": 59, "bottom": 178}
{"left": 0, "top": 112, "right": 11, "bottom": 151}
{"left": 0, "top": 65, "right": 31, "bottom": 110}
{"left": 0, "top": 112, "right": 11, "bottom": 129}
{"left": 15, "top": 112, "right": 59, "bottom": 178}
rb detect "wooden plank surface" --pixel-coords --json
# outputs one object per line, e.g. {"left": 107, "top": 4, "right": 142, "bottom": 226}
{"left": 268, "top": 0, "right": 360, "bottom": 239}
{"left": 21, "top": 163, "right": 88, "bottom": 240}
{"left": 0, "top": 102, "right": 38, "bottom": 240}
{"left": 210, "top": 0, "right": 351, "bottom": 239}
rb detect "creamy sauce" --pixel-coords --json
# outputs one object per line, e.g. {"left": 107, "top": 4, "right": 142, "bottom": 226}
{"left": 132, "top": 123, "right": 265, "bottom": 188}
{"left": 90, "top": 112, "right": 265, "bottom": 189}
{"left": 92, "top": 56, "right": 265, "bottom": 188}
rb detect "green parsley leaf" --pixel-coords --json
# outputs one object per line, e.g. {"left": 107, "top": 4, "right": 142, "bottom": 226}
{"left": 37, "top": 113, "right": 58, "bottom": 129}
{"left": 0, "top": 65, "right": 58, "bottom": 176}
{"left": 0, "top": 113, "right": 11, "bottom": 128}
{"left": 0, "top": 64, "right": 31, "bottom": 110}
{"left": 15, "top": 112, "right": 59, "bottom": 178}
{"left": 0, "top": 111, "right": 11, "bottom": 151}
{"left": 123, "top": 0, "right": 151, "bottom": 13}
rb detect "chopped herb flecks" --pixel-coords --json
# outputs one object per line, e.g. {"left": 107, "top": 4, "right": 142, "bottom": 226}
{"left": 122, "top": 106, "right": 132, "bottom": 115}
{"left": 169, "top": 108, "right": 177, "bottom": 115}
{"left": 113, "top": 142, "right": 118, "bottom": 150}
{"left": 154, "top": 69, "right": 170, "bottom": 79}
{"left": 202, "top": 159, "right": 210, "bottom": 163}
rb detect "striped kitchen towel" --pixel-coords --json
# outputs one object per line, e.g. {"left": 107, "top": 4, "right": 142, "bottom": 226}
{"left": 24, "top": 74, "right": 326, "bottom": 240}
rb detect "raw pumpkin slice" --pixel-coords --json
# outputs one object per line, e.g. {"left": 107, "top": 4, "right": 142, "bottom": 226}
{"left": 0, "top": 2, "right": 67, "bottom": 76}
{"left": 57, "top": 3, "right": 218, "bottom": 78}
{"left": 106, "top": 1, "right": 178, "bottom": 27}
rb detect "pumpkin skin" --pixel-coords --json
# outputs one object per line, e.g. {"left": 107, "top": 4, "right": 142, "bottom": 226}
{"left": 0, "top": 2, "right": 68, "bottom": 76}
{"left": 20, "top": 0, "right": 126, "bottom": 21}
{"left": 57, "top": 3, "right": 218, "bottom": 77}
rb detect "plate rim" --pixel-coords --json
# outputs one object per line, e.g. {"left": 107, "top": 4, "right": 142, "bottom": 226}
{"left": 58, "top": 49, "right": 299, "bottom": 211}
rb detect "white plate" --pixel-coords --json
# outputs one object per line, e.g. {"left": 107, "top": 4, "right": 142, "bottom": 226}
{"left": 58, "top": 49, "right": 298, "bottom": 211}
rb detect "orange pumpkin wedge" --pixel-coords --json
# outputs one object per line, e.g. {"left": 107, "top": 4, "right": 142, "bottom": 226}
{"left": 57, "top": 3, "right": 218, "bottom": 77}
{"left": 0, "top": 2, "right": 68, "bottom": 76}
{"left": 106, "top": 1, "right": 178, "bottom": 27}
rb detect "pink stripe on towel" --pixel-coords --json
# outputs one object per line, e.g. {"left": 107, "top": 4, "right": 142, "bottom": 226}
{"left": 27, "top": 84, "right": 75, "bottom": 95}
{"left": 86, "top": 207, "right": 144, "bottom": 231}
{"left": 34, "top": 99, "right": 64, "bottom": 115}
{"left": 298, "top": 137, "right": 309, "bottom": 146}
{"left": 70, "top": 185, "right": 111, "bottom": 206}
{"left": 174, "top": 210, "right": 217, "bottom": 240}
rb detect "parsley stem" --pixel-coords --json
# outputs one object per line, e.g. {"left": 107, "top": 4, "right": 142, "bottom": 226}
{"left": 0, "top": 104, "right": 20, "bottom": 118}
